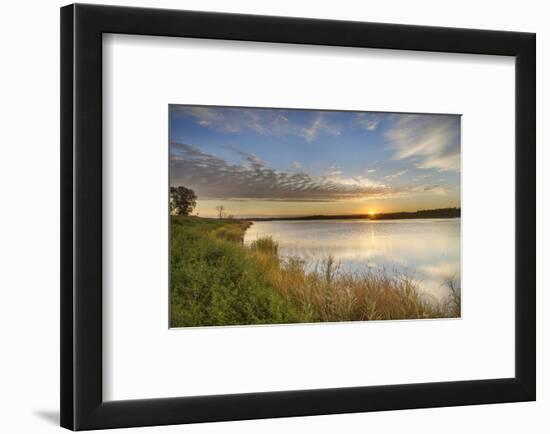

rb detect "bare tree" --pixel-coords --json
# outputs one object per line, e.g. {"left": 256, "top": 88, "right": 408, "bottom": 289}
{"left": 215, "top": 205, "right": 225, "bottom": 219}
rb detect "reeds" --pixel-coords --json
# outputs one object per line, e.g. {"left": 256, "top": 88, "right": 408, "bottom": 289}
{"left": 249, "top": 236, "right": 279, "bottom": 255}
{"left": 248, "top": 236, "right": 460, "bottom": 322}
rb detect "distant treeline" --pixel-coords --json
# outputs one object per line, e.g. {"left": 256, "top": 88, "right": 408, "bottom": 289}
{"left": 246, "top": 207, "right": 461, "bottom": 222}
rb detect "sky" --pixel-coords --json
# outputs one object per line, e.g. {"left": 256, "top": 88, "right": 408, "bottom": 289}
{"left": 169, "top": 105, "right": 460, "bottom": 218}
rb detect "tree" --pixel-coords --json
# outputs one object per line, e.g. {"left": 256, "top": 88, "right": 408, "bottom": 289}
{"left": 170, "top": 186, "right": 197, "bottom": 216}
{"left": 215, "top": 205, "right": 225, "bottom": 219}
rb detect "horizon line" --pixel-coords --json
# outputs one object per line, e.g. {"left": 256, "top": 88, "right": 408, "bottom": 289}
{"left": 190, "top": 207, "right": 461, "bottom": 221}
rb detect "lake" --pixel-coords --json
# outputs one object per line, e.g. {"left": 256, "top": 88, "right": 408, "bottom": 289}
{"left": 244, "top": 218, "right": 460, "bottom": 302}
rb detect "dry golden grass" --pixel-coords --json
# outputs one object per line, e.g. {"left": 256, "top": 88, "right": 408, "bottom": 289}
{"left": 248, "top": 236, "right": 460, "bottom": 322}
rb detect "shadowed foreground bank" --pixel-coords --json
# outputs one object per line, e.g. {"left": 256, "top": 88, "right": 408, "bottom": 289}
{"left": 170, "top": 216, "right": 460, "bottom": 327}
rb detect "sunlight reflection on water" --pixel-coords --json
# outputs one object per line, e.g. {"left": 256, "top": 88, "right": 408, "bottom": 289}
{"left": 244, "top": 218, "right": 460, "bottom": 302}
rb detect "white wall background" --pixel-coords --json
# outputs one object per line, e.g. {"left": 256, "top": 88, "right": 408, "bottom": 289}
{"left": 0, "top": 0, "right": 546, "bottom": 433}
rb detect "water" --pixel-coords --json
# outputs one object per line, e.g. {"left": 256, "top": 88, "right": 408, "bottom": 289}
{"left": 244, "top": 218, "right": 460, "bottom": 302}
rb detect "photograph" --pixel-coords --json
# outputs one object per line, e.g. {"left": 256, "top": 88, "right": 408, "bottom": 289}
{"left": 169, "top": 105, "right": 461, "bottom": 327}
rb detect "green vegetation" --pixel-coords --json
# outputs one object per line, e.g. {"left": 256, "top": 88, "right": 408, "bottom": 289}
{"left": 170, "top": 216, "right": 303, "bottom": 327}
{"left": 170, "top": 186, "right": 197, "bottom": 216}
{"left": 170, "top": 216, "right": 461, "bottom": 327}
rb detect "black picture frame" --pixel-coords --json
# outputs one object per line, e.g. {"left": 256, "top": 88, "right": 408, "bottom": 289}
{"left": 60, "top": 3, "right": 536, "bottom": 431}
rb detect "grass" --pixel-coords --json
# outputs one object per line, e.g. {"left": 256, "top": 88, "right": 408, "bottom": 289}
{"left": 170, "top": 216, "right": 461, "bottom": 327}
{"left": 170, "top": 216, "right": 304, "bottom": 327}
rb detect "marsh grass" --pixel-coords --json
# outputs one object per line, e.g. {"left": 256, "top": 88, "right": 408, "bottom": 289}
{"left": 249, "top": 236, "right": 278, "bottom": 255}
{"left": 259, "top": 252, "right": 458, "bottom": 322}
{"left": 170, "top": 216, "right": 461, "bottom": 327}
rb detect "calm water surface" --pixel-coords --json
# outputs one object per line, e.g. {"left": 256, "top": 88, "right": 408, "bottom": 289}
{"left": 244, "top": 218, "right": 460, "bottom": 301}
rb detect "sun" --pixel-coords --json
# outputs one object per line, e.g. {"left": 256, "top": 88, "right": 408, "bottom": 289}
{"left": 366, "top": 209, "right": 377, "bottom": 217}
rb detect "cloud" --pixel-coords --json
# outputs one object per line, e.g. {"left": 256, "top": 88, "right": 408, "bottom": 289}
{"left": 324, "top": 165, "right": 343, "bottom": 177}
{"left": 170, "top": 142, "right": 446, "bottom": 201}
{"left": 171, "top": 106, "right": 340, "bottom": 142}
{"left": 386, "top": 114, "right": 460, "bottom": 172}
{"left": 356, "top": 113, "right": 382, "bottom": 131}
{"left": 384, "top": 170, "right": 408, "bottom": 180}
{"left": 291, "top": 161, "right": 303, "bottom": 169}
{"left": 301, "top": 113, "right": 341, "bottom": 143}
{"left": 173, "top": 106, "right": 267, "bottom": 134}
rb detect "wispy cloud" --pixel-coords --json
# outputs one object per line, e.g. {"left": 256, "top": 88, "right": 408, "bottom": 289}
{"left": 384, "top": 170, "right": 408, "bottom": 180}
{"left": 172, "top": 106, "right": 340, "bottom": 142}
{"left": 170, "top": 142, "right": 446, "bottom": 201}
{"left": 324, "top": 165, "right": 343, "bottom": 177}
{"left": 386, "top": 114, "right": 460, "bottom": 172}
{"left": 356, "top": 113, "right": 382, "bottom": 131}
{"left": 301, "top": 113, "right": 341, "bottom": 143}
{"left": 173, "top": 106, "right": 267, "bottom": 134}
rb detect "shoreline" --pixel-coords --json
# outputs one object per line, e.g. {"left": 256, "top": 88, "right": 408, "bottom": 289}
{"left": 246, "top": 216, "right": 460, "bottom": 223}
{"left": 238, "top": 207, "right": 460, "bottom": 222}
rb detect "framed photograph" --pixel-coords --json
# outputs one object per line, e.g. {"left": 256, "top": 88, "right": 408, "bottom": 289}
{"left": 61, "top": 3, "right": 536, "bottom": 430}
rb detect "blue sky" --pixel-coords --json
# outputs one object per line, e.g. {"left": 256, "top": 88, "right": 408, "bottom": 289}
{"left": 169, "top": 105, "right": 460, "bottom": 218}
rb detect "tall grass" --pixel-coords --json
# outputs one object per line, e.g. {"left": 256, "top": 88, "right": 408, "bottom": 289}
{"left": 170, "top": 216, "right": 304, "bottom": 327}
{"left": 170, "top": 216, "right": 461, "bottom": 327}
{"left": 249, "top": 236, "right": 278, "bottom": 255}
{"left": 250, "top": 243, "right": 460, "bottom": 322}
